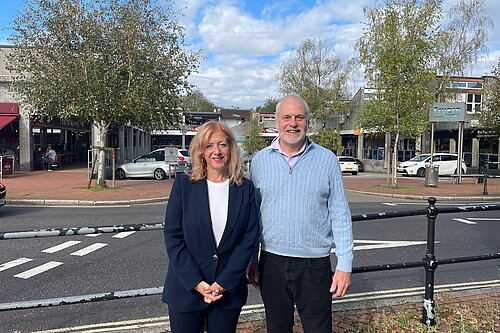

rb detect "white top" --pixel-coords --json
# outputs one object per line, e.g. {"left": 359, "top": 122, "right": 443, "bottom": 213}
{"left": 207, "top": 179, "right": 229, "bottom": 247}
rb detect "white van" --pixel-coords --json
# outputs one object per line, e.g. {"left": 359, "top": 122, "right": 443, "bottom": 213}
{"left": 397, "top": 153, "right": 467, "bottom": 177}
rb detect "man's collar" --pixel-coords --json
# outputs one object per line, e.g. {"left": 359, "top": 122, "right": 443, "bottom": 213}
{"left": 270, "top": 136, "right": 309, "bottom": 157}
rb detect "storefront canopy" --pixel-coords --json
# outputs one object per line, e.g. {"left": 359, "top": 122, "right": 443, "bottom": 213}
{"left": 0, "top": 103, "right": 19, "bottom": 131}
{"left": 0, "top": 114, "right": 18, "bottom": 131}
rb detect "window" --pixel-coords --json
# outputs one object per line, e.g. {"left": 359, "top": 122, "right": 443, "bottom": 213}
{"left": 467, "top": 82, "right": 483, "bottom": 89}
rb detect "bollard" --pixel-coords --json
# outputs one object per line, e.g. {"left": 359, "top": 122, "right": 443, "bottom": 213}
{"left": 483, "top": 164, "right": 489, "bottom": 196}
{"left": 422, "top": 197, "right": 438, "bottom": 326}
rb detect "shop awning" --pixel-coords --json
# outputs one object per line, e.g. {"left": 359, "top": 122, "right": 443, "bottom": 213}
{"left": 0, "top": 115, "right": 18, "bottom": 131}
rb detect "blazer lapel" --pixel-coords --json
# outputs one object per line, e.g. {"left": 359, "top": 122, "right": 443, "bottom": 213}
{"left": 218, "top": 183, "right": 242, "bottom": 249}
{"left": 194, "top": 178, "right": 217, "bottom": 249}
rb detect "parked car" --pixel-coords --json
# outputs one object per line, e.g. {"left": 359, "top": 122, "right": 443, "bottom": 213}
{"left": 0, "top": 182, "right": 5, "bottom": 208}
{"left": 337, "top": 156, "right": 358, "bottom": 175}
{"left": 115, "top": 155, "right": 175, "bottom": 180}
{"left": 397, "top": 153, "right": 467, "bottom": 177}
{"left": 354, "top": 158, "right": 364, "bottom": 172}
{"left": 151, "top": 148, "right": 191, "bottom": 166}
{"left": 115, "top": 148, "right": 190, "bottom": 180}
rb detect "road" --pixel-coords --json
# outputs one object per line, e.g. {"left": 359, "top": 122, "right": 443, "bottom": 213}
{"left": 0, "top": 193, "right": 499, "bottom": 332}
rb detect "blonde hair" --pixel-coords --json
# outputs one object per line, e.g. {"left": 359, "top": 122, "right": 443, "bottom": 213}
{"left": 188, "top": 121, "right": 243, "bottom": 186}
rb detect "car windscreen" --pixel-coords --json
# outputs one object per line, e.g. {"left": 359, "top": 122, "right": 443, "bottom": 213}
{"left": 409, "top": 155, "right": 429, "bottom": 162}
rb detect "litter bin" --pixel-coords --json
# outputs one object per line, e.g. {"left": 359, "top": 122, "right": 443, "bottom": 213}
{"left": 424, "top": 165, "right": 439, "bottom": 187}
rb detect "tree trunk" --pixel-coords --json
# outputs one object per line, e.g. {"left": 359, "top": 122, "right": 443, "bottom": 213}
{"left": 93, "top": 121, "right": 110, "bottom": 188}
{"left": 392, "top": 132, "right": 400, "bottom": 189}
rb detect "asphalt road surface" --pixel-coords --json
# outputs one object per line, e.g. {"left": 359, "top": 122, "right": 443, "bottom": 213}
{"left": 0, "top": 194, "right": 498, "bottom": 333}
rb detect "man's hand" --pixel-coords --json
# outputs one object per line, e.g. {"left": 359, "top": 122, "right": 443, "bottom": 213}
{"left": 330, "top": 270, "right": 351, "bottom": 298}
{"left": 195, "top": 281, "right": 223, "bottom": 303}
{"left": 247, "top": 263, "right": 260, "bottom": 289}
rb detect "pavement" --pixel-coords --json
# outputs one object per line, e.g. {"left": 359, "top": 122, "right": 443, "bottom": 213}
{"left": 1, "top": 166, "right": 499, "bottom": 332}
{"left": 1, "top": 165, "right": 500, "bottom": 205}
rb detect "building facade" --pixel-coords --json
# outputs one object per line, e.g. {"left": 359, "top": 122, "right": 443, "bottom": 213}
{"left": 0, "top": 45, "right": 150, "bottom": 171}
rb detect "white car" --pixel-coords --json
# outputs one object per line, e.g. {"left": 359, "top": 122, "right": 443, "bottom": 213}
{"left": 397, "top": 153, "right": 467, "bottom": 177}
{"left": 151, "top": 148, "right": 191, "bottom": 166}
{"left": 337, "top": 156, "right": 359, "bottom": 175}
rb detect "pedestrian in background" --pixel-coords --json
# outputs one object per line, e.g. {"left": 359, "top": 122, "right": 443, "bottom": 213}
{"left": 248, "top": 94, "right": 354, "bottom": 333}
{"left": 43, "top": 145, "right": 57, "bottom": 171}
{"left": 162, "top": 121, "right": 260, "bottom": 333}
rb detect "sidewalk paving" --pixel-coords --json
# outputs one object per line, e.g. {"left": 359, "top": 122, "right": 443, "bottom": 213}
{"left": 2, "top": 168, "right": 499, "bottom": 332}
{"left": 2, "top": 167, "right": 500, "bottom": 205}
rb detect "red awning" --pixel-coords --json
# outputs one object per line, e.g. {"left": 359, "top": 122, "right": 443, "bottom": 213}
{"left": 0, "top": 115, "right": 18, "bottom": 131}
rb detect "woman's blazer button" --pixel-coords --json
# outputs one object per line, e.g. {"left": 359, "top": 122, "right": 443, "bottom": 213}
{"left": 213, "top": 255, "right": 218, "bottom": 261}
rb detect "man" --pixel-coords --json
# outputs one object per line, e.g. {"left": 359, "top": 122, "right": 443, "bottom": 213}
{"left": 248, "top": 94, "right": 353, "bottom": 333}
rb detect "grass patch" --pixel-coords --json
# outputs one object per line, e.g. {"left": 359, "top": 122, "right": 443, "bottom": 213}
{"left": 84, "top": 186, "right": 126, "bottom": 192}
{"left": 364, "top": 294, "right": 499, "bottom": 333}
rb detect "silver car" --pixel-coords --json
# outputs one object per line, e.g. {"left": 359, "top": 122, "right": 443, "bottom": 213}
{"left": 115, "top": 151, "right": 178, "bottom": 180}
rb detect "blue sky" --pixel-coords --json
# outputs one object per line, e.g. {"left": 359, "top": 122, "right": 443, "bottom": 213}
{"left": 1, "top": 0, "right": 500, "bottom": 109}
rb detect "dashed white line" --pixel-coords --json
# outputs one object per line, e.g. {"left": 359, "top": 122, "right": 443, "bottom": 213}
{"left": 70, "top": 243, "right": 108, "bottom": 256}
{"left": 42, "top": 241, "right": 82, "bottom": 254}
{"left": 382, "top": 202, "right": 398, "bottom": 206}
{"left": 0, "top": 258, "right": 33, "bottom": 272}
{"left": 14, "top": 261, "right": 63, "bottom": 279}
{"left": 453, "top": 218, "right": 477, "bottom": 225}
{"left": 85, "top": 234, "right": 101, "bottom": 237}
{"left": 112, "top": 231, "right": 136, "bottom": 239}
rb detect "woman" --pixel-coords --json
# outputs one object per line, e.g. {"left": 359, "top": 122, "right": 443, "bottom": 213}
{"left": 162, "top": 121, "right": 259, "bottom": 333}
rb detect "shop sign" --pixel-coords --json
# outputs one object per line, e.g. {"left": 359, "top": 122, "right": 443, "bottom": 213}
{"left": 429, "top": 102, "right": 466, "bottom": 122}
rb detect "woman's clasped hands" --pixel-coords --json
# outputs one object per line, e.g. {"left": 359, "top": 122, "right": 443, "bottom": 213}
{"left": 195, "top": 281, "right": 225, "bottom": 303}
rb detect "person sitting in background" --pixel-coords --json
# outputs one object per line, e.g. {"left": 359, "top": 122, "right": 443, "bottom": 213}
{"left": 42, "top": 146, "right": 57, "bottom": 171}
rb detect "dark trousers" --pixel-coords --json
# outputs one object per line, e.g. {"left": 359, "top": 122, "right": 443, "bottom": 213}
{"left": 168, "top": 305, "right": 241, "bottom": 333}
{"left": 259, "top": 251, "right": 333, "bottom": 333}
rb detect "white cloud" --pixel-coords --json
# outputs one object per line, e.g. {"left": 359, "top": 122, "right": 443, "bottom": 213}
{"left": 182, "top": 0, "right": 499, "bottom": 109}
{"left": 198, "top": 5, "right": 284, "bottom": 55}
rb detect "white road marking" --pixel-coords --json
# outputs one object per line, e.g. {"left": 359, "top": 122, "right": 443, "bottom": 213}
{"left": 85, "top": 234, "right": 101, "bottom": 237}
{"left": 112, "top": 231, "right": 136, "bottom": 239}
{"left": 382, "top": 202, "right": 398, "bottom": 206}
{"left": 70, "top": 243, "right": 108, "bottom": 256}
{"left": 32, "top": 279, "right": 500, "bottom": 333}
{"left": 0, "top": 258, "right": 33, "bottom": 272}
{"left": 453, "top": 218, "right": 477, "bottom": 225}
{"left": 332, "top": 239, "right": 429, "bottom": 253}
{"left": 42, "top": 241, "right": 81, "bottom": 253}
{"left": 466, "top": 217, "right": 500, "bottom": 221}
{"left": 14, "top": 261, "right": 63, "bottom": 279}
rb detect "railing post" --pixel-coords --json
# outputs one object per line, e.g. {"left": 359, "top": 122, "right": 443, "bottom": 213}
{"left": 483, "top": 164, "right": 489, "bottom": 196}
{"left": 422, "top": 197, "right": 438, "bottom": 326}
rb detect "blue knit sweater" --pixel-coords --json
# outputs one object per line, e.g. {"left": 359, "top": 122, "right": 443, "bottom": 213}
{"left": 250, "top": 138, "right": 354, "bottom": 272}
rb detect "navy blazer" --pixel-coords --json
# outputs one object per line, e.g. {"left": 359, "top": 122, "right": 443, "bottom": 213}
{"left": 162, "top": 173, "right": 259, "bottom": 312}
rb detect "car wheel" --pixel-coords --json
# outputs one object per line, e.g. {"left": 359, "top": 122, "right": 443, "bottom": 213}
{"left": 417, "top": 168, "right": 425, "bottom": 177}
{"left": 154, "top": 168, "right": 166, "bottom": 180}
{"left": 115, "top": 168, "right": 126, "bottom": 180}
{"left": 454, "top": 168, "right": 466, "bottom": 174}
{"left": 352, "top": 171, "right": 358, "bottom": 175}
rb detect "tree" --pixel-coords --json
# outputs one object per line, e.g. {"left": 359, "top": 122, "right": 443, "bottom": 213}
{"left": 356, "top": 0, "right": 490, "bottom": 188}
{"left": 434, "top": 0, "right": 492, "bottom": 99}
{"left": 8, "top": 0, "right": 200, "bottom": 186}
{"left": 242, "top": 113, "right": 267, "bottom": 156}
{"left": 256, "top": 97, "right": 279, "bottom": 114}
{"left": 482, "top": 59, "right": 500, "bottom": 135}
{"left": 277, "top": 38, "right": 354, "bottom": 130}
{"left": 309, "top": 128, "right": 343, "bottom": 154}
{"left": 180, "top": 89, "right": 217, "bottom": 112}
